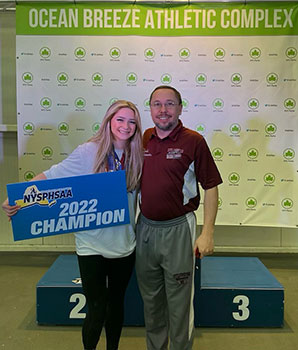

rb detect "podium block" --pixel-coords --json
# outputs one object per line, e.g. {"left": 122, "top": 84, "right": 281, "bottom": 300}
{"left": 36, "top": 255, "right": 85, "bottom": 325}
{"left": 36, "top": 255, "right": 144, "bottom": 325}
{"left": 36, "top": 255, "right": 284, "bottom": 327}
{"left": 195, "top": 257, "right": 284, "bottom": 327}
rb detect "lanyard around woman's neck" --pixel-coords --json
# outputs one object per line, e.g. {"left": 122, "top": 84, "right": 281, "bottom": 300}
{"left": 107, "top": 148, "right": 125, "bottom": 171}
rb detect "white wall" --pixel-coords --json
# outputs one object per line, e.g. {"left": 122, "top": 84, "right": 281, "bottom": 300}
{"left": 0, "top": 10, "right": 297, "bottom": 253}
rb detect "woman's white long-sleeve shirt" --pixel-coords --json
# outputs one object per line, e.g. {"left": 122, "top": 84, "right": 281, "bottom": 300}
{"left": 44, "top": 141, "right": 136, "bottom": 258}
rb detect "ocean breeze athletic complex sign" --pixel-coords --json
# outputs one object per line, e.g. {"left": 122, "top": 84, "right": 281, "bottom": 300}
{"left": 7, "top": 171, "right": 129, "bottom": 241}
{"left": 16, "top": 2, "right": 298, "bottom": 36}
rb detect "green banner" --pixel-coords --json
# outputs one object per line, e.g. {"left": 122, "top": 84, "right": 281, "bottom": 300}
{"left": 16, "top": 1, "right": 298, "bottom": 36}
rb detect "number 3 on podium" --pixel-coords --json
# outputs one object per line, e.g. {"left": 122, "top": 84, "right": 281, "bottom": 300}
{"left": 232, "top": 295, "right": 250, "bottom": 321}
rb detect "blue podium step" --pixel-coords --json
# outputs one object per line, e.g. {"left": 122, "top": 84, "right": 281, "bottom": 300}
{"left": 196, "top": 257, "right": 284, "bottom": 327}
{"left": 36, "top": 255, "right": 284, "bottom": 327}
{"left": 36, "top": 255, "right": 144, "bottom": 326}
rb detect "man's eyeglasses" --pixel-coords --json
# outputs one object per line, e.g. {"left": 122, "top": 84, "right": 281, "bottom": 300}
{"left": 150, "top": 101, "right": 179, "bottom": 110}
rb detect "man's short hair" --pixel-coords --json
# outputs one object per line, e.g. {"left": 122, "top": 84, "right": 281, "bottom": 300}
{"left": 149, "top": 85, "right": 182, "bottom": 105}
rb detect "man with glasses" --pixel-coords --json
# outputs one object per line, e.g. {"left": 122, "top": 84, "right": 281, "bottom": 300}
{"left": 136, "top": 86, "right": 222, "bottom": 350}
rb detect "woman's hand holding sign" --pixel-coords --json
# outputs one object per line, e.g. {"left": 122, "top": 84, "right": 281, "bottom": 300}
{"left": 2, "top": 198, "right": 20, "bottom": 220}
{"left": 2, "top": 173, "right": 46, "bottom": 220}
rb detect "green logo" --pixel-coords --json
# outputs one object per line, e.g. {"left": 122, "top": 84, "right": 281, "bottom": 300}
{"left": 249, "top": 47, "right": 261, "bottom": 59}
{"left": 266, "top": 73, "right": 278, "bottom": 85}
{"left": 75, "top": 47, "right": 86, "bottom": 59}
{"left": 161, "top": 74, "right": 172, "bottom": 84}
{"left": 213, "top": 98, "right": 224, "bottom": 110}
{"left": 281, "top": 198, "right": 293, "bottom": 209}
{"left": 214, "top": 48, "right": 225, "bottom": 59}
{"left": 109, "top": 98, "right": 118, "bottom": 105}
{"left": 196, "top": 124, "right": 206, "bottom": 134}
{"left": 22, "top": 72, "right": 33, "bottom": 84}
{"left": 196, "top": 73, "right": 207, "bottom": 85}
{"left": 92, "top": 73, "right": 103, "bottom": 85}
{"left": 284, "top": 98, "right": 296, "bottom": 110}
{"left": 230, "top": 123, "right": 241, "bottom": 135}
{"left": 92, "top": 122, "right": 101, "bottom": 134}
{"left": 23, "top": 122, "right": 35, "bottom": 134}
{"left": 286, "top": 47, "right": 297, "bottom": 59}
{"left": 58, "top": 122, "right": 69, "bottom": 134}
{"left": 248, "top": 98, "right": 259, "bottom": 110}
{"left": 231, "top": 73, "right": 242, "bottom": 85}
{"left": 40, "top": 97, "right": 52, "bottom": 109}
{"left": 179, "top": 48, "right": 190, "bottom": 59}
{"left": 182, "top": 99, "right": 188, "bottom": 109}
{"left": 110, "top": 47, "right": 121, "bottom": 59}
{"left": 24, "top": 171, "right": 35, "bottom": 181}
{"left": 218, "top": 197, "right": 222, "bottom": 208}
{"left": 247, "top": 148, "right": 259, "bottom": 159}
{"left": 39, "top": 47, "right": 51, "bottom": 59}
{"left": 57, "top": 72, "right": 68, "bottom": 84}
{"left": 283, "top": 148, "right": 295, "bottom": 160}
{"left": 229, "top": 172, "right": 240, "bottom": 184}
{"left": 212, "top": 148, "right": 224, "bottom": 160}
{"left": 144, "top": 48, "right": 155, "bottom": 59}
{"left": 264, "top": 173, "right": 275, "bottom": 184}
{"left": 246, "top": 197, "right": 257, "bottom": 208}
{"left": 265, "top": 123, "right": 277, "bottom": 135}
{"left": 75, "top": 97, "right": 86, "bottom": 109}
{"left": 42, "top": 147, "right": 53, "bottom": 158}
{"left": 126, "top": 72, "right": 138, "bottom": 84}
{"left": 144, "top": 99, "right": 150, "bottom": 109}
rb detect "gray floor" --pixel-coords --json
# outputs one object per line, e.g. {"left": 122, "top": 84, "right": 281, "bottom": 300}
{"left": 0, "top": 251, "right": 298, "bottom": 350}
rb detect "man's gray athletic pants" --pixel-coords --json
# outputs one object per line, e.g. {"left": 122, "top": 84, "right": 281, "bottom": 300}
{"left": 135, "top": 212, "right": 197, "bottom": 350}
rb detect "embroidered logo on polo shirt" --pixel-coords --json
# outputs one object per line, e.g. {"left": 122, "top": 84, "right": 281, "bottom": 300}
{"left": 144, "top": 149, "right": 152, "bottom": 157}
{"left": 166, "top": 148, "right": 184, "bottom": 159}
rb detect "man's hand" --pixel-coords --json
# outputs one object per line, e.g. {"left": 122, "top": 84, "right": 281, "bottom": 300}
{"left": 193, "top": 186, "right": 218, "bottom": 259}
{"left": 194, "top": 228, "right": 214, "bottom": 259}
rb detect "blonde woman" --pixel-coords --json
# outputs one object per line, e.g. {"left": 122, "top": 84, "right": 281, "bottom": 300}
{"left": 2, "top": 100, "right": 143, "bottom": 350}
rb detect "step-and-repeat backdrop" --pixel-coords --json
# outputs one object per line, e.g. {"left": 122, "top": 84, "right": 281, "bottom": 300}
{"left": 16, "top": 1, "right": 298, "bottom": 227}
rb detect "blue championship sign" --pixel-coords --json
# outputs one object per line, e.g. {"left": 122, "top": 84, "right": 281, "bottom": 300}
{"left": 6, "top": 171, "right": 130, "bottom": 241}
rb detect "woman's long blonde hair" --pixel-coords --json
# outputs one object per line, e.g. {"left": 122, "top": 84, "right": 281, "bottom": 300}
{"left": 88, "top": 100, "right": 143, "bottom": 191}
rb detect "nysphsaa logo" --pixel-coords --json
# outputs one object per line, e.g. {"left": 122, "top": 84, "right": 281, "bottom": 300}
{"left": 15, "top": 185, "right": 73, "bottom": 209}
